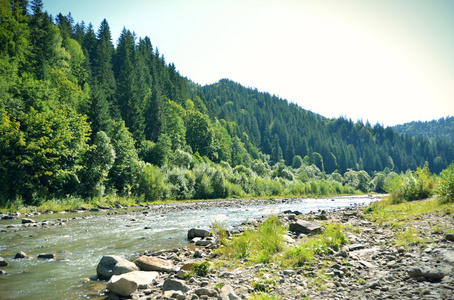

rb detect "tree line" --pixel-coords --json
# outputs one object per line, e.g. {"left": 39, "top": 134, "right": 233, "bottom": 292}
{"left": 393, "top": 116, "right": 454, "bottom": 145}
{"left": 1, "top": 0, "right": 453, "bottom": 206}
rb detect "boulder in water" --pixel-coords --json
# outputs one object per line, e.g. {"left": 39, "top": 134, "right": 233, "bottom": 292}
{"left": 37, "top": 253, "right": 55, "bottom": 259}
{"left": 188, "top": 228, "right": 212, "bottom": 239}
{"left": 0, "top": 257, "right": 8, "bottom": 267}
{"left": 96, "top": 255, "right": 139, "bottom": 280}
{"left": 15, "top": 251, "right": 27, "bottom": 259}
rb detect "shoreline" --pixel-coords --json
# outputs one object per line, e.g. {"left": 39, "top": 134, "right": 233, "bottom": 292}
{"left": 0, "top": 195, "right": 381, "bottom": 228}
{"left": 91, "top": 197, "right": 454, "bottom": 300}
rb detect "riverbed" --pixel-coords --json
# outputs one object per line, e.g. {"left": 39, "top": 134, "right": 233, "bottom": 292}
{"left": 0, "top": 195, "right": 380, "bottom": 299}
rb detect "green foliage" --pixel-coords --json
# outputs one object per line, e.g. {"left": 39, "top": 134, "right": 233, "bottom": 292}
{"left": 210, "top": 220, "right": 229, "bottom": 245}
{"left": 107, "top": 120, "right": 140, "bottom": 195}
{"left": 393, "top": 116, "right": 454, "bottom": 145}
{"left": 190, "top": 261, "right": 210, "bottom": 276}
{"left": 136, "top": 162, "right": 166, "bottom": 202}
{"left": 437, "top": 163, "right": 454, "bottom": 203}
{"left": 1, "top": 0, "right": 453, "bottom": 208}
{"left": 80, "top": 131, "right": 115, "bottom": 199}
{"left": 385, "top": 164, "right": 435, "bottom": 204}
{"left": 0, "top": 107, "right": 91, "bottom": 201}
{"left": 219, "top": 215, "right": 286, "bottom": 264}
{"left": 248, "top": 292, "right": 280, "bottom": 300}
{"left": 284, "top": 223, "right": 348, "bottom": 266}
{"left": 292, "top": 155, "right": 304, "bottom": 169}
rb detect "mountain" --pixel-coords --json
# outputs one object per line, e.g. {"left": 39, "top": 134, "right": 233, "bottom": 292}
{"left": 393, "top": 116, "right": 454, "bottom": 145}
{"left": 1, "top": 2, "right": 453, "bottom": 204}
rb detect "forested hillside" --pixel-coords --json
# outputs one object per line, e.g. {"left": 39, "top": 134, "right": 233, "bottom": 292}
{"left": 198, "top": 80, "right": 454, "bottom": 174}
{"left": 393, "top": 116, "right": 454, "bottom": 145}
{"left": 1, "top": 0, "right": 453, "bottom": 206}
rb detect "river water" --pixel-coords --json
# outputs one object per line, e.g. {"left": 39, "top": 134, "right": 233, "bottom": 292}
{"left": 0, "top": 195, "right": 380, "bottom": 299}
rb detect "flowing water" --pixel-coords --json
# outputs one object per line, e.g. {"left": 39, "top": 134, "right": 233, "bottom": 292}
{"left": 0, "top": 195, "right": 380, "bottom": 299}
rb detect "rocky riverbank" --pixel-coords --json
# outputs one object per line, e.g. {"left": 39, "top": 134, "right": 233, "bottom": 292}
{"left": 0, "top": 197, "right": 307, "bottom": 229}
{"left": 93, "top": 198, "right": 454, "bottom": 300}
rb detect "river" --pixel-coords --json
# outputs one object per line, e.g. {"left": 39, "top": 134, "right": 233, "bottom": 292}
{"left": 0, "top": 195, "right": 380, "bottom": 299}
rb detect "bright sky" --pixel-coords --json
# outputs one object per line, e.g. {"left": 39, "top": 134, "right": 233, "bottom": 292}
{"left": 43, "top": 0, "right": 454, "bottom": 127}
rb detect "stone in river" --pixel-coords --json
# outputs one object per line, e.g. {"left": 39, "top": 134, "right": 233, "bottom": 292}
{"left": 96, "top": 255, "right": 139, "bottom": 280}
{"left": 0, "top": 257, "right": 8, "bottom": 267}
{"left": 21, "top": 218, "right": 35, "bottom": 224}
{"left": 188, "top": 228, "right": 212, "bottom": 239}
{"left": 15, "top": 251, "right": 27, "bottom": 259}
{"left": 37, "top": 253, "right": 55, "bottom": 259}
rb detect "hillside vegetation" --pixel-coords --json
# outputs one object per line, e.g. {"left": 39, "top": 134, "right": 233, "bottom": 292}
{"left": 1, "top": 1, "right": 453, "bottom": 208}
{"left": 393, "top": 116, "right": 454, "bottom": 144}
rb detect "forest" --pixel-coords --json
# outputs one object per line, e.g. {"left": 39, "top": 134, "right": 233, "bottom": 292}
{"left": 393, "top": 116, "right": 454, "bottom": 145}
{"left": 1, "top": 0, "right": 453, "bottom": 208}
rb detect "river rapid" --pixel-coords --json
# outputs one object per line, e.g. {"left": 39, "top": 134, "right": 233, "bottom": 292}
{"left": 0, "top": 195, "right": 381, "bottom": 299}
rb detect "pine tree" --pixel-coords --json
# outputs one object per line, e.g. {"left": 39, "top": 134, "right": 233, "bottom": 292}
{"left": 114, "top": 28, "right": 144, "bottom": 141}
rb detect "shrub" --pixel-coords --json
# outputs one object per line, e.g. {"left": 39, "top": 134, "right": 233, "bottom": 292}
{"left": 385, "top": 165, "right": 435, "bottom": 203}
{"left": 211, "top": 169, "right": 229, "bottom": 198}
{"left": 136, "top": 162, "right": 166, "bottom": 201}
{"left": 191, "top": 261, "right": 210, "bottom": 276}
{"left": 437, "top": 163, "right": 454, "bottom": 203}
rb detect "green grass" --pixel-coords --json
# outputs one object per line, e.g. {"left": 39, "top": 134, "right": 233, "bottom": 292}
{"left": 283, "top": 223, "right": 348, "bottom": 267}
{"left": 248, "top": 292, "right": 281, "bottom": 300}
{"left": 216, "top": 215, "right": 286, "bottom": 265}
{"left": 364, "top": 196, "right": 454, "bottom": 245}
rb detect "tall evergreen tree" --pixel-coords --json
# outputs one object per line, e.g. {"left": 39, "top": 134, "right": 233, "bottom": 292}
{"left": 114, "top": 28, "right": 144, "bottom": 141}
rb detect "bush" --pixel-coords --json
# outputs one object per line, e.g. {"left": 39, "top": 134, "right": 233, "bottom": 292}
{"left": 385, "top": 165, "right": 435, "bottom": 204}
{"left": 136, "top": 162, "right": 166, "bottom": 201}
{"left": 437, "top": 163, "right": 454, "bottom": 203}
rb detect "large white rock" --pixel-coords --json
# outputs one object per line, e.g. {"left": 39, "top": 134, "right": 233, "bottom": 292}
{"left": 107, "top": 270, "right": 159, "bottom": 296}
{"left": 107, "top": 275, "right": 138, "bottom": 297}
{"left": 96, "top": 255, "right": 139, "bottom": 280}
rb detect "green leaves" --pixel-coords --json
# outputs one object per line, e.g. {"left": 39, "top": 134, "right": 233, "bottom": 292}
{"left": 437, "top": 163, "right": 454, "bottom": 203}
{"left": 0, "top": 107, "right": 90, "bottom": 201}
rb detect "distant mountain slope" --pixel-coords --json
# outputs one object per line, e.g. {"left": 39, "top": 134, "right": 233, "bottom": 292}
{"left": 198, "top": 79, "right": 454, "bottom": 174}
{"left": 393, "top": 117, "right": 454, "bottom": 144}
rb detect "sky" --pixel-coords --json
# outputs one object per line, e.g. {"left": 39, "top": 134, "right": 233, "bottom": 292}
{"left": 43, "top": 0, "right": 454, "bottom": 127}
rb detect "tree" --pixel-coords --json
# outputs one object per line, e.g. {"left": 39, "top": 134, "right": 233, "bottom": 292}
{"left": 0, "top": 107, "right": 91, "bottom": 201}
{"left": 0, "top": 0, "right": 31, "bottom": 68}
{"left": 292, "top": 155, "right": 303, "bottom": 169}
{"left": 107, "top": 120, "right": 139, "bottom": 195}
{"left": 80, "top": 131, "right": 115, "bottom": 198}
{"left": 185, "top": 110, "right": 212, "bottom": 157}
{"left": 437, "top": 163, "right": 454, "bottom": 203}
{"left": 114, "top": 28, "right": 145, "bottom": 141}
